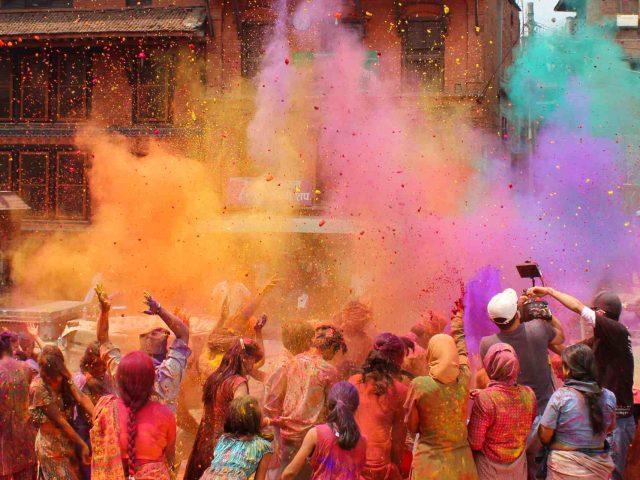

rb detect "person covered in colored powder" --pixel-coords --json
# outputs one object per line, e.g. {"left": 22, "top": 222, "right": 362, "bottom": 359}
{"left": 0, "top": 332, "right": 37, "bottom": 480}
{"left": 264, "top": 324, "right": 347, "bottom": 480}
{"left": 73, "top": 341, "right": 113, "bottom": 480}
{"left": 91, "top": 351, "right": 176, "bottom": 480}
{"left": 404, "top": 293, "right": 479, "bottom": 480}
{"left": 349, "top": 333, "right": 409, "bottom": 480}
{"left": 198, "top": 277, "right": 276, "bottom": 383}
{"left": 403, "top": 311, "right": 448, "bottom": 378}
{"left": 468, "top": 342, "right": 537, "bottom": 479}
{"left": 184, "top": 337, "right": 264, "bottom": 480}
{"left": 16, "top": 332, "right": 39, "bottom": 375}
{"left": 29, "top": 345, "right": 94, "bottom": 480}
{"left": 268, "top": 318, "right": 315, "bottom": 375}
{"left": 528, "top": 286, "right": 634, "bottom": 480}
{"left": 282, "top": 381, "right": 367, "bottom": 480}
{"left": 199, "top": 395, "right": 274, "bottom": 480}
{"left": 95, "top": 284, "right": 191, "bottom": 414}
{"left": 538, "top": 344, "right": 616, "bottom": 479}
{"left": 479, "top": 287, "right": 565, "bottom": 479}
{"left": 334, "top": 301, "right": 374, "bottom": 378}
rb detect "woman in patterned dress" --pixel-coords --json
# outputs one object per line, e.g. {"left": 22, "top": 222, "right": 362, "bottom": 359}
{"left": 29, "top": 345, "right": 94, "bottom": 480}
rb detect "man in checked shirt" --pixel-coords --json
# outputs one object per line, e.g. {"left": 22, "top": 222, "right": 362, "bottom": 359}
{"left": 95, "top": 285, "right": 191, "bottom": 414}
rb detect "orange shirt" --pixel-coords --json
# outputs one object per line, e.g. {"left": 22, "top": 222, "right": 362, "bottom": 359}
{"left": 116, "top": 399, "right": 176, "bottom": 461}
{"left": 349, "top": 374, "right": 408, "bottom": 471}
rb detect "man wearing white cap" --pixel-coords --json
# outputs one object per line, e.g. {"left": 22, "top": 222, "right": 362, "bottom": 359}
{"left": 479, "top": 288, "right": 565, "bottom": 480}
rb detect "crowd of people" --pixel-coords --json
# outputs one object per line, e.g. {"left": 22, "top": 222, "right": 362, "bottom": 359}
{"left": 0, "top": 280, "right": 639, "bottom": 480}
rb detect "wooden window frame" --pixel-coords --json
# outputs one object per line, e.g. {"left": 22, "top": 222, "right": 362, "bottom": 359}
{"left": 0, "top": 54, "right": 13, "bottom": 121}
{"left": 240, "top": 22, "right": 270, "bottom": 78}
{"left": 56, "top": 51, "right": 89, "bottom": 122}
{"left": 19, "top": 54, "right": 50, "bottom": 121}
{"left": 133, "top": 52, "right": 173, "bottom": 124}
{"left": 401, "top": 18, "right": 445, "bottom": 92}
{"left": 2, "top": 49, "right": 91, "bottom": 124}
{"left": 55, "top": 151, "right": 88, "bottom": 220}
{"left": 18, "top": 151, "right": 50, "bottom": 218}
{"left": 3, "top": 147, "right": 91, "bottom": 221}
{"left": 0, "top": 152, "right": 11, "bottom": 190}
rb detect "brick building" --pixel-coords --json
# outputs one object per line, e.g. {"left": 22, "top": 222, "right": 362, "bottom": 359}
{"left": 0, "top": 0, "right": 520, "bottom": 228}
{"left": 554, "top": 0, "right": 640, "bottom": 213}
{"left": 555, "top": 0, "right": 640, "bottom": 60}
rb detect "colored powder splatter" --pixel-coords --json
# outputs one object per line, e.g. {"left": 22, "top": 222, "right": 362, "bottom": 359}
{"left": 8, "top": 1, "right": 640, "bottom": 339}
{"left": 464, "top": 266, "right": 502, "bottom": 354}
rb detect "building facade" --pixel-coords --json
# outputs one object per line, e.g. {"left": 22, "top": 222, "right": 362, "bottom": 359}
{"left": 0, "top": 0, "right": 520, "bottom": 229}
{"left": 555, "top": 0, "right": 640, "bottom": 60}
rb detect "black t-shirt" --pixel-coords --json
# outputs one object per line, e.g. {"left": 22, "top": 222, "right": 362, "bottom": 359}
{"left": 480, "top": 319, "right": 557, "bottom": 414}
{"left": 584, "top": 314, "right": 634, "bottom": 410}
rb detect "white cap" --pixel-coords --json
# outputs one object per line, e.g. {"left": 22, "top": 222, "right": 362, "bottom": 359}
{"left": 487, "top": 288, "right": 519, "bottom": 324}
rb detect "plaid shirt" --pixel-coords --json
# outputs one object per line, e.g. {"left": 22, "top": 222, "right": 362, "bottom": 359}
{"left": 468, "top": 383, "right": 537, "bottom": 463}
{"left": 101, "top": 338, "right": 191, "bottom": 413}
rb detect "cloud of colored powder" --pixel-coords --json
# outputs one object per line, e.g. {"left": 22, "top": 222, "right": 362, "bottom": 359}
{"left": 244, "top": 2, "right": 640, "bottom": 335}
{"left": 9, "top": 5, "right": 640, "bottom": 343}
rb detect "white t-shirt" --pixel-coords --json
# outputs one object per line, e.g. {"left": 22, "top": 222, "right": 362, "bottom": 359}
{"left": 580, "top": 306, "right": 596, "bottom": 327}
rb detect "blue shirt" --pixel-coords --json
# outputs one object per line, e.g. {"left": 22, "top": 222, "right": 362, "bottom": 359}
{"left": 209, "top": 434, "right": 273, "bottom": 479}
{"left": 540, "top": 386, "right": 616, "bottom": 449}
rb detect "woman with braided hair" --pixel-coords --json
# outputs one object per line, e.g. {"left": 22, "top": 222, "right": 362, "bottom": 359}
{"left": 90, "top": 351, "right": 176, "bottom": 480}
{"left": 538, "top": 343, "right": 616, "bottom": 479}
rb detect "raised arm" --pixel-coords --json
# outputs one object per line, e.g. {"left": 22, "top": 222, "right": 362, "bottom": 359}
{"left": 208, "top": 295, "right": 230, "bottom": 339}
{"left": 143, "top": 292, "right": 189, "bottom": 343}
{"left": 95, "top": 284, "right": 111, "bottom": 344}
{"left": 252, "top": 314, "right": 268, "bottom": 370}
{"left": 225, "top": 276, "right": 278, "bottom": 329}
{"left": 527, "top": 287, "right": 569, "bottom": 346}
{"left": 528, "top": 286, "right": 585, "bottom": 315}
{"left": 450, "top": 291, "right": 469, "bottom": 364}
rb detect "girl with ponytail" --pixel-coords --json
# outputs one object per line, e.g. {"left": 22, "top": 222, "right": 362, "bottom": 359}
{"left": 90, "top": 351, "right": 176, "bottom": 480}
{"left": 282, "top": 381, "right": 367, "bottom": 480}
{"left": 538, "top": 343, "right": 617, "bottom": 479}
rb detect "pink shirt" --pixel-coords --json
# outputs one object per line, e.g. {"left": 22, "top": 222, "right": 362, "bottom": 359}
{"left": 116, "top": 399, "right": 176, "bottom": 461}
{"left": 310, "top": 424, "right": 367, "bottom": 480}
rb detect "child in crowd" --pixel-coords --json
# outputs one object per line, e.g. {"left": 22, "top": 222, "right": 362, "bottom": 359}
{"left": 282, "top": 381, "right": 367, "bottom": 480}
{"left": 199, "top": 395, "right": 273, "bottom": 480}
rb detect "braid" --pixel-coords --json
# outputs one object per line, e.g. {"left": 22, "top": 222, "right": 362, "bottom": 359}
{"left": 126, "top": 406, "right": 139, "bottom": 478}
{"left": 583, "top": 391, "right": 605, "bottom": 435}
{"left": 114, "top": 351, "right": 156, "bottom": 479}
